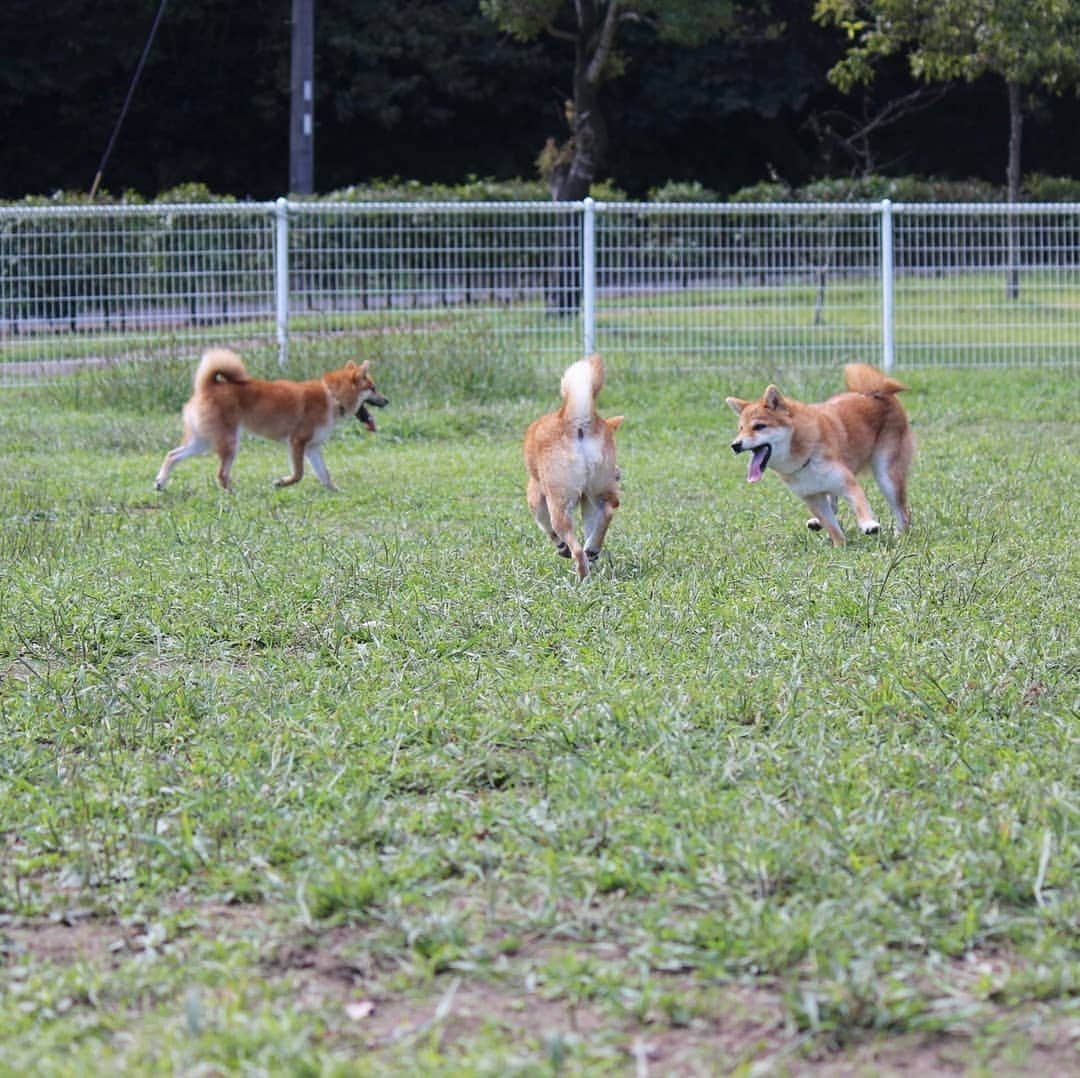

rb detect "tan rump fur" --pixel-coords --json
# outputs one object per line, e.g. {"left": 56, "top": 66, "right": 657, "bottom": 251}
{"left": 523, "top": 353, "right": 623, "bottom": 580}
{"left": 726, "top": 364, "right": 914, "bottom": 546}
{"left": 155, "top": 347, "right": 387, "bottom": 492}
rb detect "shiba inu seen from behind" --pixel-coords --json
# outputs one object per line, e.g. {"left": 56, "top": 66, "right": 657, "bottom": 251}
{"left": 726, "top": 363, "right": 913, "bottom": 546}
{"left": 524, "top": 353, "right": 624, "bottom": 579}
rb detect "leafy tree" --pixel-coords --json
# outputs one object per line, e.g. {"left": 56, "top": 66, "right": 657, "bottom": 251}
{"left": 814, "top": 0, "right": 1080, "bottom": 295}
{"left": 479, "top": 0, "right": 742, "bottom": 200}
{"left": 318, "top": 0, "right": 560, "bottom": 185}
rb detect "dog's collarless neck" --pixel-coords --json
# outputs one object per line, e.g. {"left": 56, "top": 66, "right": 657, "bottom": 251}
{"left": 323, "top": 380, "right": 347, "bottom": 417}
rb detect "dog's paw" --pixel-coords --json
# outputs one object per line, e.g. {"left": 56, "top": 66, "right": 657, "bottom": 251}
{"left": 154, "top": 479, "right": 165, "bottom": 492}
{"left": 555, "top": 541, "right": 572, "bottom": 559}
{"left": 585, "top": 548, "right": 600, "bottom": 563}
{"left": 861, "top": 520, "right": 881, "bottom": 535}
{"left": 806, "top": 518, "right": 822, "bottom": 531}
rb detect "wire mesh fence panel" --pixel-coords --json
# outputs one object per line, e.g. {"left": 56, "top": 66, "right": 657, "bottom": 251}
{"left": 285, "top": 201, "right": 584, "bottom": 373}
{"left": 592, "top": 202, "right": 884, "bottom": 371}
{"left": 892, "top": 203, "right": 1080, "bottom": 367}
{"left": 0, "top": 204, "right": 277, "bottom": 386}
{"left": 4, "top": 199, "right": 1080, "bottom": 387}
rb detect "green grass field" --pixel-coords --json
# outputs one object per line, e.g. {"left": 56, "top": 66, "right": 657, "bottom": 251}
{"left": 0, "top": 343, "right": 1077, "bottom": 1074}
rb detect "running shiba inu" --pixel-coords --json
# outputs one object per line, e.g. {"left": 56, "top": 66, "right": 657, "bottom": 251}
{"left": 726, "top": 363, "right": 913, "bottom": 546}
{"left": 154, "top": 347, "right": 387, "bottom": 492}
{"left": 524, "top": 353, "right": 624, "bottom": 579}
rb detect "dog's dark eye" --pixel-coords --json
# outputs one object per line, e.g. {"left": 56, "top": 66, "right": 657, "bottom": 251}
{"left": 752, "top": 422, "right": 767, "bottom": 431}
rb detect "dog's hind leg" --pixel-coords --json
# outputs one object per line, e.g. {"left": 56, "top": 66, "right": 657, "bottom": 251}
{"left": 274, "top": 437, "right": 306, "bottom": 488}
{"left": 872, "top": 451, "right": 911, "bottom": 533}
{"left": 582, "top": 496, "right": 615, "bottom": 566}
{"left": 549, "top": 500, "right": 588, "bottom": 579}
{"left": 214, "top": 434, "right": 240, "bottom": 491}
{"left": 528, "top": 478, "right": 571, "bottom": 558}
{"left": 305, "top": 446, "right": 338, "bottom": 491}
{"left": 155, "top": 432, "right": 209, "bottom": 490}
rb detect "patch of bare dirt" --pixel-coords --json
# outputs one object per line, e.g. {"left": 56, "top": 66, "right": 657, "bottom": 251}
{"left": 2, "top": 902, "right": 1077, "bottom": 1074}
{"left": 0, "top": 901, "right": 265, "bottom": 968}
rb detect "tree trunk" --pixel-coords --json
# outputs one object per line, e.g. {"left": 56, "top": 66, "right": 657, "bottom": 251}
{"left": 1005, "top": 79, "right": 1023, "bottom": 301}
{"left": 547, "top": 76, "right": 605, "bottom": 312}
{"left": 546, "top": 1, "right": 615, "bottom": 313}
{"left": 549, "top": 0, "right": 611, "bottom": 202}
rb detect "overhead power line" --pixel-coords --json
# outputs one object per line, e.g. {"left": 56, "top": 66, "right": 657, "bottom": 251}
{"left": 89, "top": 0, "right": 169, "bottom": 199}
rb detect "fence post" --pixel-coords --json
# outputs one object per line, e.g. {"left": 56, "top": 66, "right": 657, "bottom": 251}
{"left": 274, "top": 197, "right": 289, "bottom": 367}
{"left": 880, "top": 199, "right": 895, "bottom": 372}
{"left": 582, "top": 197, "right": 596, "bottom": 355}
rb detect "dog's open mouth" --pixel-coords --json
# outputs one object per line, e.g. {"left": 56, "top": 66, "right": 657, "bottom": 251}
{"left": 747, "top": 444, "right": 771, "bottom": 483}
{"left": 356, "top": 403, "right": 377, "bottom": 432}
{"left": 356, "top": 396, "right": 388, "bottom": 432}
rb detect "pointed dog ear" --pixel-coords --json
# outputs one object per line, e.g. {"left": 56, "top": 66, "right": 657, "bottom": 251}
{"left": 764, "top": 385, "right": 786, "bottom": 411}
{"left": 725, "top": 396, "right": 748, "bottom": 414}
{"left": 607, "top": 415, "right": 624, "bottom": 431}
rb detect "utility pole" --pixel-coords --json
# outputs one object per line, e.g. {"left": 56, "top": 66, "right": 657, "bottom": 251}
{"left": 289, "top": 0, "right": 314, "bottom": 194}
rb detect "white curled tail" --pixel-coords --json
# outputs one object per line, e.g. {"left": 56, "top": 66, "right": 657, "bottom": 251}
{"left": 560, "top": 353, "right": 604, "bottom": 428}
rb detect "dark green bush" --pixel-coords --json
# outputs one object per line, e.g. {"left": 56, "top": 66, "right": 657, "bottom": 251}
{"left": 7, "top": 173, "right": 1080, "bottom": 209}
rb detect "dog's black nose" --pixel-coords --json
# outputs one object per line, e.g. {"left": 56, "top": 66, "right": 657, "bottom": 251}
{"left": 731, "top": 440, "right": 743, "bottom": 454}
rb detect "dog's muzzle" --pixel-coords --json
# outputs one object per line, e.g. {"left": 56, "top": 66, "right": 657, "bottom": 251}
{"left": 731, "top": 439, "right": 745, "bottom": 453}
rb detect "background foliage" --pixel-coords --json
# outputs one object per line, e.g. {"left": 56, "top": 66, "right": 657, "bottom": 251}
{"left": 5, "top": 0, "right": 1080, "bottom": 200}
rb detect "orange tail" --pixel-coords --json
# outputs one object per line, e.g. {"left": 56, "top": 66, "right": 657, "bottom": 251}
{"left": 844, "top": 363, "right": 907, "bottom": 395}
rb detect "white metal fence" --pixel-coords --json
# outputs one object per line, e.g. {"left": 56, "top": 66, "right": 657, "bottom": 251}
{"left": 3, "top": 198, "right": 1080, "bottom": 385}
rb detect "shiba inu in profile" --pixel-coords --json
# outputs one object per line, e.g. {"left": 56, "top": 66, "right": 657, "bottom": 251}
{"left": 155, "top": 348, "right": 387, "bottom": 492}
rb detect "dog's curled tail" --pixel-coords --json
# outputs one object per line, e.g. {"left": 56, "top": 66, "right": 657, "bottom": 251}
{"left": 560, "top": 353, "right": 604, "bottom": 425}
{"left": 194, "top": 347, "right": 250, "bottom": 393}
{"left": 844, "top": 362, "right": 907, "bottom": 396}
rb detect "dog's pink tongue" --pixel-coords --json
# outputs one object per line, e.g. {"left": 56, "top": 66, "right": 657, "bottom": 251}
{"left": 748, "top": 447, "right": 768, "bottom": 483}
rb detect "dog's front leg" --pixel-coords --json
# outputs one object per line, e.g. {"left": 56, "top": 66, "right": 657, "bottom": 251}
{"left": 805, "top": 494, "right": 837, "bottom": 534}
{"left": 305, "top": 446, "right": 338, "bottom": 491}
{"left": 840, "top": 475, "right": 881, "bottom": 535}
{"left": 803, "top": 492, "right": 845, "bottom": 546}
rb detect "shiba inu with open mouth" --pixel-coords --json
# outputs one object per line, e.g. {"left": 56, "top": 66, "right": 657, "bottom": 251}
{"left": 155, "top": 347, "right": 387, "bottom": 492}
{"left": 726, "top": 363, "right": 913, "bottom": 546}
